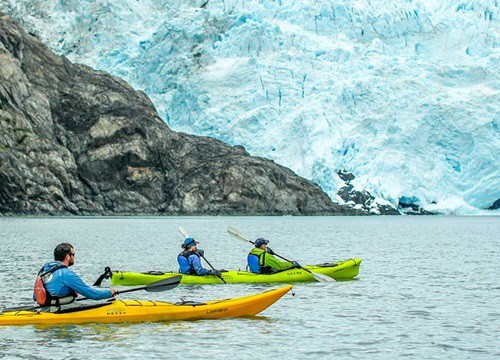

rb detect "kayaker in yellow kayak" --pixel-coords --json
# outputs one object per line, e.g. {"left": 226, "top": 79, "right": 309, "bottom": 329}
{"left": 33, "top": 243, "right": 116, "bottom": 307}
{"left": 248, "top": 238, "right": 300, "bottom": 274}
{"left": 178, "top": 238, "right": 222, "bottom": 277}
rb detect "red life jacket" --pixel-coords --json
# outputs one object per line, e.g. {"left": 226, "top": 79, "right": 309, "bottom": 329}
{"left": 34, "top": 264, "right": 76, "bottom": 306}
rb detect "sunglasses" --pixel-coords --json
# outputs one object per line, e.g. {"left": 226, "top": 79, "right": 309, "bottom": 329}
{"left": 69, "top": 253, "right": 75, "bottom": 257}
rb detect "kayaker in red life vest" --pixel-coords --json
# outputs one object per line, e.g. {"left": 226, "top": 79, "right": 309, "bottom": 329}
{"left": 247, "top": 238, "right": 300, "bottom": 274}
{"left": 177, "top": 238, "right": 222, "bottom": 277}
{"left": 33, "top": 243, "right": 117, "bottom": 306}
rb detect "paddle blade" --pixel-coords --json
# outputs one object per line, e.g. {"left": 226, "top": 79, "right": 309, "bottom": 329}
{"left": 178, "top": 226, "right": 190, "bottom": 240}
{"left": 227, "top": 227, "right": 252, "bottom": 243}
{"left": 309, "top": 271, "right": 335, "bottom": 283}
{"left": 145, "top": 275, "right": 182, "bottom": 292}
{"left": 93, "top": 267, "right": 112, "bottom": 286}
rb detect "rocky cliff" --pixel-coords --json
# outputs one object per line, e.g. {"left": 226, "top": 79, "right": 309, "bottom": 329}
{"left": 0, "top": 14, "right": 378, "bottom": 215}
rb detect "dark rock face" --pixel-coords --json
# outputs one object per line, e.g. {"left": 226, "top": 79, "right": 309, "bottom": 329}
{"left": 0, "top": 14, "right": 367, "bottom": 216}
{"left": 337, "top": 170, "right": 355, "bottom": 183}
{"left": 488, "top": 199, "right": 500, "bottom": 210}
{"left": 338, "top": 184, "right": 374, "bottom": 206}
{"left": 336, "top": 170, "right": 399, "bottom": 215}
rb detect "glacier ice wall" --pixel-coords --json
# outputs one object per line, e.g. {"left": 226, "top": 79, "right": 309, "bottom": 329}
{"left": 1, "top": 0, "right": 498, "bottom": 214}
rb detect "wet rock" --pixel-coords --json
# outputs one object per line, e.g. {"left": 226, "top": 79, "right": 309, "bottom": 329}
{"left": 337, "top": 169, "right": 355, "bottom": 183}
{"left": 488, "top": 199, "right": 500, "bottom": 210}
{"left": 398, "top": 199, "right": 435, "bottom": 215}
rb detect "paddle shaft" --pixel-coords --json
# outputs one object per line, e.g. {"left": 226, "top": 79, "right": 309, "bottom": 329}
{"left": 233, "top": 235, "right": 301, "bottom": 266}
{"left": 272, "top": 253, "right": 317, "bottom": 277}
{"left": 228, "top": 227, "right": 301, "bottom": 264}
{"left": 200, "top": 255, "right": 227, "bottom": 284}
{"left": 114, "top": 286, "right": 146, "bottom": 295}
{"left": 87, "top": 276, "right": 181, "bottom": 301}
{"left": 246, "top": 240, "right": 302, "bottom": 268}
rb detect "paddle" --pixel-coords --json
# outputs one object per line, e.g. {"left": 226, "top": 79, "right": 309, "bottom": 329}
{"left": 178, "top": 226, "right": 227, "bottom": 284}
{"left": 93, "top": 266, "right": 112, "bottom": 286}
{"left": 2, "top": 276, "right": 182, "bottom": 313}
{"left": 113, "top": 275, "right": 182, "bottom": 294}
{"left": 227, "top": 226, "right": 334, "bottom": 282}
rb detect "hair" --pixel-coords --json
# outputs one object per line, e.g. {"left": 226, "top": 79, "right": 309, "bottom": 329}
{"left": 54, "top": 243, "right": 74, "bottom": 261}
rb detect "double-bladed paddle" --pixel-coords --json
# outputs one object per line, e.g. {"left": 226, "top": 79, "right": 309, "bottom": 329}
{"left": 178, "top": 226, "right": 227, "bottom": 284}
{"left": 2, "top": 275, "right": 182, "bottom": 313}
{"left": 227, "top": 226, "right": 334, "bottom": 282}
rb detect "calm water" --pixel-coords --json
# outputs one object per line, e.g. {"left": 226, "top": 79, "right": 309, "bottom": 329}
{"left": 0, "top": 216, "right": 498, "bottom": 359}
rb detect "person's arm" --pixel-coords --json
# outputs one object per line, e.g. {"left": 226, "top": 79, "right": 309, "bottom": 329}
{"left": 263, "top": 253, "right": 294, "bottom": 270}
{"left": 63, "top": 269, "right": 113, "bottom": 300}
{"left": 189, "top": 255, "right": 209, "bottom": 275}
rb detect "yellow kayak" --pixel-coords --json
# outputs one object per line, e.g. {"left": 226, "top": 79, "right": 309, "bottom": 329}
{"left": 0, "top": 286, "right": 292, "bottom": 326}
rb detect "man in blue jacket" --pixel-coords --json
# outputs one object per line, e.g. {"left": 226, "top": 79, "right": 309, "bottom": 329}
{"left": 177, "top": 238, "right": 221, "bottom": 277}
{"left": 34, "top": 243, "right": 116, "bottom": 306}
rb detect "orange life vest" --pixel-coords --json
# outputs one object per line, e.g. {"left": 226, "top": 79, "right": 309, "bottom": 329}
{"left": 34, "top": 264, "right": 76, "bottom": 306}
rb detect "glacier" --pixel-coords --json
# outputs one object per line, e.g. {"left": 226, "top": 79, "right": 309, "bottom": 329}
{"left": 1, "top": 0, "right": 498, "bottom": 214}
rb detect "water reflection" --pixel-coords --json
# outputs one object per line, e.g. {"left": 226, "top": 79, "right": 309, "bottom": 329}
{"left": 33, "top": 323, "right": 140, "bottom": 342}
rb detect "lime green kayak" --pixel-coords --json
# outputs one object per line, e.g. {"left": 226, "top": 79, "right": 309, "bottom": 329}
{"left": 109, "top": 258, "right": 361, "bottom": 286}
